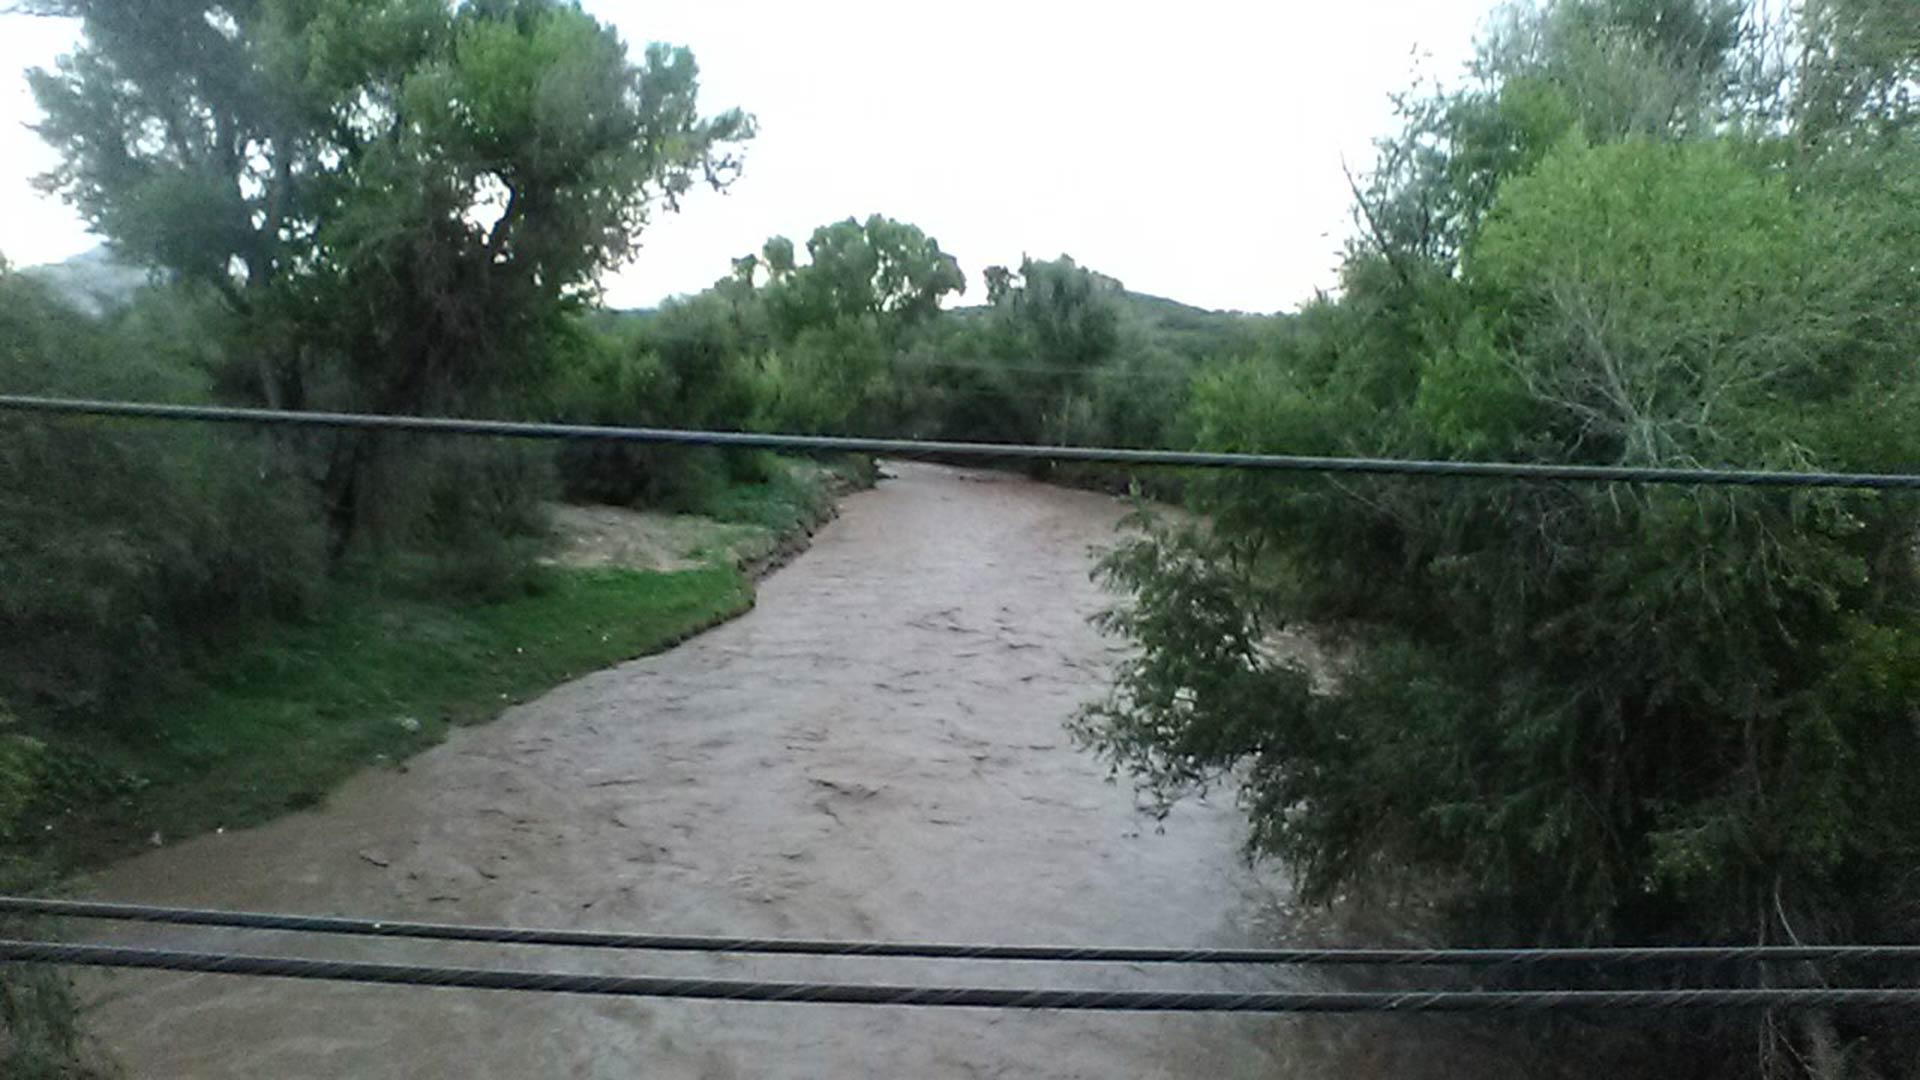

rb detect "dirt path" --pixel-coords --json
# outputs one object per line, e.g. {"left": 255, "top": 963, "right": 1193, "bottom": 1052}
{"left": 76, "top": 462, "right": 1306, "bottom": 1079}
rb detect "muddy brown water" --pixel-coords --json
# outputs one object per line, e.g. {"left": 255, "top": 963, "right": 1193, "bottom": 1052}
{"left": 71, "top": 462, "right": 1519, "bottom": 1079}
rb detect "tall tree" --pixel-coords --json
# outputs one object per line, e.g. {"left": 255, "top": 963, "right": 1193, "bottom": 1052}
{"left": 1073, "top": 4, "right": 1920, "bottom": 1074}
{"left": 734, "top": 214, "right": 965, "bottom": 434}
{"left": 28, "top": 0, "right": 753, "bottom": 549}
{"left": 970, "top": 255, "right": 1125, "bottom": 445}
{"left": 1358, "top": 0, "right": 1747, "bottom": 267}
{"left": 755, "top": 214, "right": 964, "bottom": 341}
{"left": 1792, "top": 0, "right": 1920, "bottom": 147}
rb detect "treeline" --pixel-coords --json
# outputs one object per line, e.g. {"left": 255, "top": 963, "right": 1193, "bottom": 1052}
{"left": 524, "top": 228, "right": 1274, "bottom": 539}
{"left": 553, "top": 216, "right": 1271, "bottom": 473}
{"left": 1073, "top": 1, "right": 1920, "bottom": 1076}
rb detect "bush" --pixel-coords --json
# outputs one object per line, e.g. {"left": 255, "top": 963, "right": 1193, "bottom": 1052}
{"left": 1078, "top": 140, "right": 1920, "bottom": 958}
{"left": 0, "top": 272, "right": 324, "bottom": 721}
{"left": 353, "top": 437, "right": 557, "bottom": 603}
{"left": 755, "top": 316, "right": 890, "bottom": 435}
{"left": 0, "top": 696, "right": 112, "bottom": 1079}
{"left": 0, "top": 703, "right": 41, "bottom": 846}
{"left": 551, "top": 297, "right": 764, "bottom": 505}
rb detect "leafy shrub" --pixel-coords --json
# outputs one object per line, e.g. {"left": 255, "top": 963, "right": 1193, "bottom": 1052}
{"left": 0, "top": 696, "right": 112, "bottom": 1080}
{"left": 1078, "top": 134, "right": 1920, "bottom": 1075}
{"left": 0, "top": 960, "right": 110, "bottom": 1080}
{"left": 0, "top": 272, "right": 323, "bottom": 720}
{"left": 551, "top": 296, "right": 763, "bottom": 505}
{"left": 354, "top": 437, "right": 556, "bottom": 603}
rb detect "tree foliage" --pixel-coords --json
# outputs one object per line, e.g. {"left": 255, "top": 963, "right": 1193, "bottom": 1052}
{"left": 754, "top": 215, "right": 964, "bottom": 339}
{"left": 28, "top": 0, "right": 752, "bottom": 550}
{"left": 730, "top": 215, "right": 966, "bottom": 434}
{"left": 550, "top": 293, "right": 764, "bottom": 505}
{"left": 1075, "top": 3, "right": 1920, "bottom": 1074}
{"left": 0, "top": 268, "right": 321, "bottom": 719}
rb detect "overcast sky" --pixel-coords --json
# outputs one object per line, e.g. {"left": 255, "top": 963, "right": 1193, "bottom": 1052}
{"left": 0, "top": 0, "right": 1498, "bottom": 314}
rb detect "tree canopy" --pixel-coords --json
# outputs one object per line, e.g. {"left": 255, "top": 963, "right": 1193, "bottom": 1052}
{"left": 31, "top": 0, "right": 751, "bottom": 406}
{"left": 29, "top": 0, "right": 752, "bottom": 548}
{"left": 1074, "top": 3, "right": 1920, "bottom": 1073}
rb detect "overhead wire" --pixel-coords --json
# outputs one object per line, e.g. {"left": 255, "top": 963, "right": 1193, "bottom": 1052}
{"left": 5, "top": 393, "right": 1918, "bottom": 1008}
{"left": 2, "top": 939, "right": 1916, "bottom": 1012}
{"left": 6, "top": 896, "right": 1918, "bottom": 968}
{"left": 4, "top": 394, "right": 1919, "bottom": 490}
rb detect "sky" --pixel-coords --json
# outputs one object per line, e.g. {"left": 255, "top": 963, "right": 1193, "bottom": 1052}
{"left": 0, "top": 0, "right": 1499, "bottom": 315}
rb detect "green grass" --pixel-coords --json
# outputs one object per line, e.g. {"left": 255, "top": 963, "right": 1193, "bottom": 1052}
{"left": 22, "top": 565, "right": 752, "bottom": 871}
{"left": 702, "top": 472, "right": 828, "bottom": 532}
{"left": 6, "top": 454, "right": 869, "bottom": 875}
{"left": 698, "top": 458, "right": 839, "bottom": 533}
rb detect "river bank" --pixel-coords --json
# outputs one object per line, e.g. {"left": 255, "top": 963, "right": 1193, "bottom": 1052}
{"left": 4, "top": 457, "right": 865, "bottom": 880}
{"left": 62, "top": 460, "right": 1309, "bottom": 1078}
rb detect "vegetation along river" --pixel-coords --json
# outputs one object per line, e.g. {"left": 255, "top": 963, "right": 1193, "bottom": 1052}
{"left": 75, "top": 462, "right": 1523, "bottom": 1078}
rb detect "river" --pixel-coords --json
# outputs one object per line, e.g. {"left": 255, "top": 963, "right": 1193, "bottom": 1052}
{"left": 72, "top": 461, "right": 1521, "bottom": 1078}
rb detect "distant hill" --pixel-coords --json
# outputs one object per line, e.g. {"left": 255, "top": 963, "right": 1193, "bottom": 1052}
{"left": 1116, "top": 290, "right": 1276, "bottom": 362}
{"left": 947, "top": 288, "right": 1278, "bottom": 362}
{"left": 599, "top": 285, "right": 1281, "bottom": 363}
{"left": 21, "top": 246, "right": 152, "bottom": 316}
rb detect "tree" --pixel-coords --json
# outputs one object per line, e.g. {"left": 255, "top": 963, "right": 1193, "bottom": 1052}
{"left": 0, "top": 267, "right": 321, "bottom": 718}
{"left": 1356, "top": 0, "right": 1747, "bottom": 268}
{"left": 28, "top": 0, "right": 753, "bottom": 551}
{"left": 968, "top": 255, "right": 1125, "bottom": 445}
{"left": 984, "top": 256, "right": 1123, "bottom": 373}
{"left": 1791, "top": 0, "right": 1920, "bottom": 148}
{"left": 735, "top": 214, "right": 965, "bottom": 433}
{"left": 1073, "top": 4, "right": 1920, "bottom": 1074}
{"left": 1084, "top": 125, "right": 1920, "bottom": 992}
{"left": 755, "top": 214, "right": 964, "bottom": 340}
{"left": 549, "top": 294, "right": 763, "bottom": 505}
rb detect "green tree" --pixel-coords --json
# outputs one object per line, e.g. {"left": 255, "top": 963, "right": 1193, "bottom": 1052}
{"left": 1085, "top": 131, "right": 1920, "bottom": 960}
{"left": 968, "top": 255, "right": 1125, "bottom": 445}
{"left": 551, "top": 294, "right": 764, "bottom": 505}
{"left": 1074, "top": 5, "right": 1920, "bottom": 1074}
{"left": 985, "top": 256, "right": 1122, "bottom": 373}
{"left": 1357, "top": 0, "right": 1747, "bottom": 267}
{"left": 0, "top": 268, "right": 321, "bottom": 719}
{"left": 739, "top": 215, "right": 965, "bottom": 433}
{"left": 756, "top": 214, "right": 964, "bottom": 340}
{"left": 28, "top": 0, "right": 753, "bottom": 550}
{"left": 1792, "top": 0, "right": 1920, "bottom": 148}
{"left": 892, "top": 256, "right": 1240, "bottom": 457}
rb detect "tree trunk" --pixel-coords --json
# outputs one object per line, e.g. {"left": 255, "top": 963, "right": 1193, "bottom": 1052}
{"left": 321, "top": 431, "right": 375, "bottom": 565}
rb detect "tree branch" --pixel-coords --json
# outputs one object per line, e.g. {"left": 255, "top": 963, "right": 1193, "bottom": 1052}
{"left": 1342, "top": 156, "right": 1417, "bottom": 291}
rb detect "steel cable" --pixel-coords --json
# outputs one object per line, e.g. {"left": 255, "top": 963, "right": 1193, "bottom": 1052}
{"left": 2, "top": 939, "right": 1916, "bottom": 1012}
{"left": 5, "top": 394, "right": 1920, "bottom": 490}
{"left": 6, "top": 897, "right": 1918, "bottom": 968}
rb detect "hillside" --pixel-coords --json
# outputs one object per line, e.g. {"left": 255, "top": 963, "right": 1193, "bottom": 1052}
{"left": 21, "top": 246, "right": 149, "bottom": 316}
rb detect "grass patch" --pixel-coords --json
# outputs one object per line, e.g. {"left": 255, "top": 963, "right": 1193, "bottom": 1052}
{"left": 697, "top": 455, "right": 870, "bottom": 534}
{"left": 699, "top": 465, "right": 832, "bottom": 532}
{"left": 5, "top": 455, "right": 872, "bottom": 875}
{"left": 18, "top": 565, "right": 752, "bottom": 872}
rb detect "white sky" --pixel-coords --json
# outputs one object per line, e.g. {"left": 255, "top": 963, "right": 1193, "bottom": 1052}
{"left": 0, "top": 0, "right": 1497, "bottom": 314}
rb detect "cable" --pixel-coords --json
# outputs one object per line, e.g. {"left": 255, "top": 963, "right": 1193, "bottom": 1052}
{"left": 892, "top": 358, "right": 1191, "bottom": 380}
{"left": 8, "top": 896, "right": 1919, "bottom": 967}
{"left": 3, "top": 394, "right": 1918, "bottom": 490}
{"left": 2, "top": 939, "right": 1914, "bottom": 1012}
